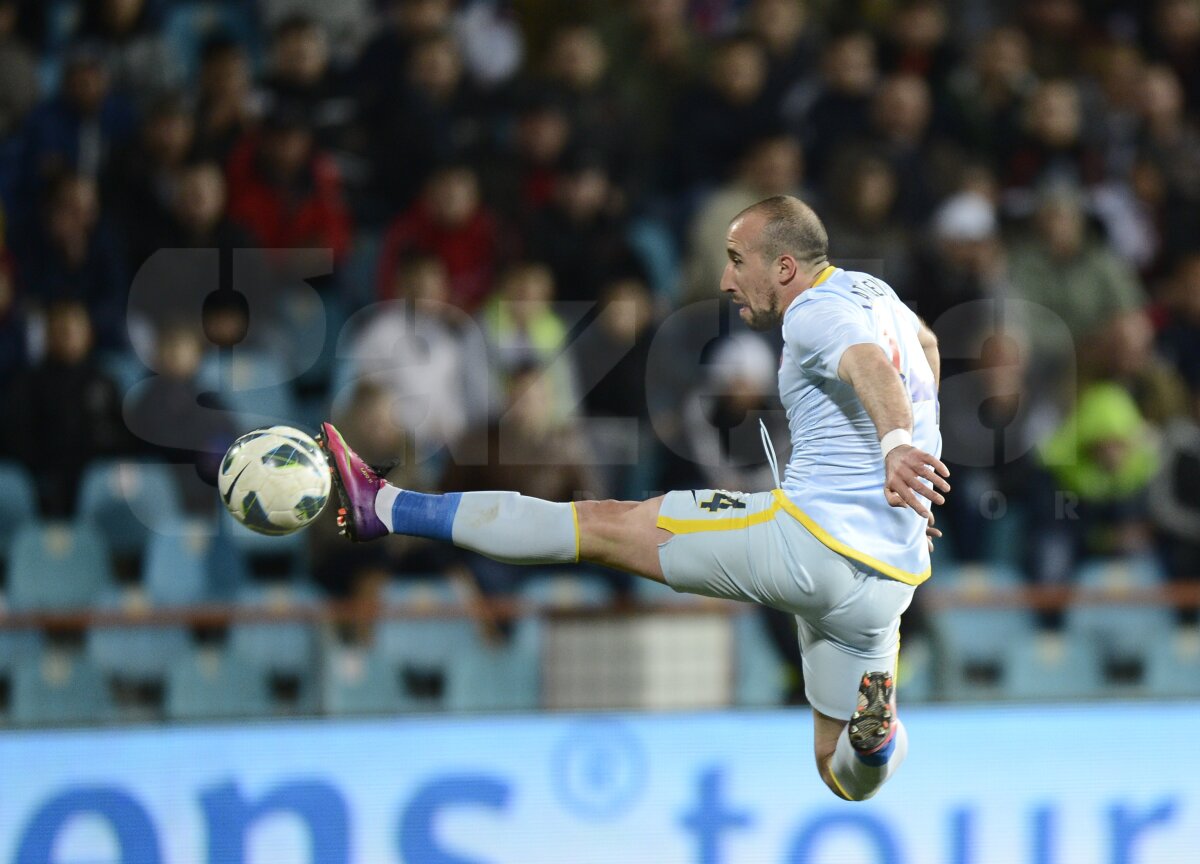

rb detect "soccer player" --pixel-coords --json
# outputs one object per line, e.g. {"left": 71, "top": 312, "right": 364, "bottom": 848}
{"left": 319, "top": 196, "right": 947, "bottom": 801}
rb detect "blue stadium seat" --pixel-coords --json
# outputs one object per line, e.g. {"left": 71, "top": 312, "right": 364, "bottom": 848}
{"left": 376, "top": 615, "right": 482, "bottom": 711}
{"left": 229, "top": 584, "right": 321, "bottom": 713}
{"left": 218, "top": 510, "right": 309, "bottom": 579}
{"left": 1066, "top": 557, "right": 1175, "bottom": 666}
{"left": 734, "top": 611, "right": 787, "bottom": 707}
{"left": 323, "top": 644, "right": 411, "bottom": 716}
{"left": 927, "top": 564, "right": 1034, "bottom": 700}
{"left": 167, "top": 647, "right": 272, "bottom": 721}
{"left": 85, "top": 591, "right": 191, "bottom": 680}
{"left": 143, "top": 520, "right": 216, "bottom": 606}
{"left": 1144, "top": 628, "right": 1200, "bottom": 699}
{"left": 76, "top": 461, "right": 182, "bottom": 557}
{"left": 0, "top": 629, "right": 44, "bottom": 671}
{"left": 99, "top": 350, "right": 150, "bottom": 397}
{"left": 518, "top": 573, "right": 614, "bottom": 610}
{"left": 447, "top": 621, "right": 541, "bottom": 712}
{"left": 8, "top": 524, "right": 114, "bottom": 611}
{"left": 384, "top": 578, "right": 460, "bottom": 610}
{"left": 1003, "top": 632, "right": 1104, "bottom": 701}
{"left": 0, "top": 461, "right": 38, "bottom": 560}
{"left": 897, "top": 635, "right": 935, "bottom": 704}
{"left": 164, "top": 2, "right": 262, "bottom": 84}
{"left": 12, "top": 652, "right": 114, "bottom": 727}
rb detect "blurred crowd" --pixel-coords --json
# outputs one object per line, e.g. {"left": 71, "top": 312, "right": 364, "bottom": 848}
{"left": 2, "top": 0, "right": 1200, "bottom": 655}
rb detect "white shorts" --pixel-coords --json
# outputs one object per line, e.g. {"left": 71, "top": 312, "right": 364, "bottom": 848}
{"left": 656, "top": 488, "right": 914, "bottom": 719}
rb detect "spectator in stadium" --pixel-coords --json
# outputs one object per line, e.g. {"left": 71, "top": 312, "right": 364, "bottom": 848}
{"left": 193, "top": 36, "right": 257, "bottom": 163}
{"left": 24, "top": 172, "right": 127, "bottom": 350}
{"left": 1000, "top": 79, "right": 1105, "bottom": 200}
{"left": 683, "top": 134, "right": 806, "bottom": 303}
{"left": 355, "top": 0, "right": 453, "bottom": 108}
{"left": 1082, "top": 306, "right": 1189, "bottom": 427}
{"left": 376, "top": 164, "right": 500, "bottom": 311}
{"left": 481, "top": 88, "right": 573, "bottom": 223}
{"left": 123, "top": 323, "right": 236, "bottom": 508}
{"left": 1137, "top": 65, "right": 1200, "bottom": 264}
{"left": 225, "top": 103, "right": 353, "bottom": 265}
{"left": 822, "top": 152, "right": 914, "bottom": 294}
{"left": 1158, "top": 253, "right": 1200, "bottom": 392}
{"left": 479, "top": 262, "right": 578, "bottom": 424}
{"left": 259, "top": 14, "right": 355, "bottom": 151}
{"left": 794, "top": 31, "right": 878, "bottom": 179}
{"left": 746, "top": 0, "right": 816, "bottom": 114}
{"left": 1008, "top": 185, "right": 1147, "bottom": 390}
{"left": 369, "top": 31, "right": 485, "bottom": 210}
{"left": 1148, "top": 391, "right": 1200, "bottom": 609}
{"left": 670, "top": 34, "right": 777, "bottom": 196}
{"left": 879, "top": 0, "right": 958, "bottom": 98}
{"left": 5, "top": 300, "right": 127, "bottom": 516}
{"left": 524, "top": 154, "right": 640, "bottom": 304}
{"left": 944, "top": 26, "right": 1036, "bottom": 161}
{"left": 103, "top": 92, "right": 196, "bottom": 270}
{"left": 542, "top": 23, "right": 638, "bottom": 196}
{"left": 0, "top": 0, "right": 38, "bottom": 138}
{"left": 344, "top": 253, "right": 491, "bottom": 460}
{"left": 573, "top": 273, "right": 658, "bottom": 498}
{"left": 1029, "top": 381, "right": 1159, "bottom": 590}
{"left": 0, "top": 249, "right": 26, "bottom": 377}
{"left": 439, "top": 361, "right": 601, "bottom": 604}
{"left": 17, "top": 43, "right": 135, "bottom": 186}
{"left": 1150, "top": 0, "right": 1200, "bottom": 114}
{"left": 75, "top": 0, "right": 180, "bottom": 103}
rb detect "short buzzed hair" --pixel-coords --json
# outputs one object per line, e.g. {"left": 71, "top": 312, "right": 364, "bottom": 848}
{"left": 734, "top": 195, "right": 829, "bottom": 266}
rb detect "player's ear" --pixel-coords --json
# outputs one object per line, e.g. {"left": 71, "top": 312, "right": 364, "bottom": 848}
{"left": 777, "top": 253, "right": 797, "bottom": 283}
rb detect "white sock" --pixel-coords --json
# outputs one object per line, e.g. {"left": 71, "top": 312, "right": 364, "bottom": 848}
{"left": 374, "top": 486, "right": 579, "bottom": 565}
{"left": 828, "top": 719, "right": 908, "bottom": 801}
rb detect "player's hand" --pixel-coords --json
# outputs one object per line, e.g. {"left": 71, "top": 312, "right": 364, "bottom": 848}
{"left": 883, "top": 444, "right": 950, "bottom": 520}
{"left": 925, "top": 511, "right": 941, "bottom": 553}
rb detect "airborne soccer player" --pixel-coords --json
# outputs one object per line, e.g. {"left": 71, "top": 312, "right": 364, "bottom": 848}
{"left": 319, "top": 196, "right": 948, "bottom": 801}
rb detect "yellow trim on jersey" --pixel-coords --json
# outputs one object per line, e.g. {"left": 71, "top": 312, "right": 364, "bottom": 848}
{"left": 656, "top": 499, "right": 782, "bottom": 534}
{"left": 569, "top": 502, "right": 581, "bottom": 562}
{"left": 812, "top": 264, "right": 837, "bottom": 287}
{"left": 772, "top": 491, "right": 931, "bottom": 586}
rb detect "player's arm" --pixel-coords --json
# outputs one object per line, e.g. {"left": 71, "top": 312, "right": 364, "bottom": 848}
{"left": 917, "top": 318, "right": 940, "bottom": 391}
{"left": 837, "top": 344, "right": 950, "bottom": 518}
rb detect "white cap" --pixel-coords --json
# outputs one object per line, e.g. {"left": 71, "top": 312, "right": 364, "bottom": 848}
{"left": 710, "top": 334, "right": 778, "bottom": 390}
{"left": 933, "top": 192, "right": 996, "bottom": 241}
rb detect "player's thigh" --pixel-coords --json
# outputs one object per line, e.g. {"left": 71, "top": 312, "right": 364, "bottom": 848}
{"left": 795, "top": 574, "right": 911, "bottom": 721}
{"left": 655, "top": 489, "right": 791, "bottom": 604}
{"left": 576, "top": 496, "right": 671, "bottom": 583}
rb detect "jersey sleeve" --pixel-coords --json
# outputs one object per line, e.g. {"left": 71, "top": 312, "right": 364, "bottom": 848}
{"left": 784, "top": 294, "right": 877, "bottom": 381}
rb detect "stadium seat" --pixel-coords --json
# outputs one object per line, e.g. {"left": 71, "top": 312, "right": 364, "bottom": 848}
{"left": 384, "top": 577, "right": 460, "bottom": 610}
{"left": 164, "top": 1, "right": 262, "bottom": 83}
{"left": 518, "top": 573, "right": 614, "bottom": 610}
{"left": 12, "top": 652, "right": 114, "bottom": 727}
{"left": 0, "top": 461, "right": 38, "bottom": 560}
{"left": 8, "top": 524, "right": 115, "bottom": 611}
{"left": 897, "top": 635, "right": 935, "bottom": 704}
{"left": 99, "top": 350, "right": 150, "bottom": 397}
{"left": 167, "top": 647, "right": 272, "bottom": 721}
{"left": 447, "top": 621, "right": 541, "bottom": 712}
{"left": 85, "top": 591, "right": 191, "bottom": 681}
{"left": 323, "top": 644, "right": 411, "bottom": 716}
{"left": 376, "top": 615, "right": 482, "bottom": 711}
{"left": 1065, "top": 557, "right": 1174, "bottom": 659}
{"left": 143, "top": 519, "right": 217, "bottom": 606}
{"left": 733, "top": 611, "right": 788, "bottom": 707}
{"left": 1144, "top": 628, "right": 1200, "bottom": 699}
{"left": 927, "top": 564, "right": 1034, "bottom": 700}
{"left": 218, "top": 510, "right": 309, "bottom": 580}
{"left": 1003, "top": 631, "right": 1104, "bottom": 701}
{"left": 229, "top": 584, "right": 321, "bottom": 713}
{"left": 76, "top": 461, "right": 182, "bottom": 557}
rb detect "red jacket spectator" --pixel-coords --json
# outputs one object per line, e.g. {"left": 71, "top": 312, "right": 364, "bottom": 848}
{"left": 225, "top": 120, "right": 352, "bottom": 263}
{"left": 376, "top": 165, "right": 500, "bottom": 312}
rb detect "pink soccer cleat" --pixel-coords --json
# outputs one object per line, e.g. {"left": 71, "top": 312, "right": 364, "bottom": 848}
{"left": 317, "top": 421, "right": 389, "bottom": 542}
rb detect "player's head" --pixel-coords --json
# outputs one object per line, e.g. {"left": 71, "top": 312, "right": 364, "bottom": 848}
{"left": 722, "top": 195, "right": 828, "bottom": 330}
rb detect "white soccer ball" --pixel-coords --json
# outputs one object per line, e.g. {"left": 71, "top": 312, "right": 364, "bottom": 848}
{"left": 218, "top": 426, "right": 331, "bottom": 535}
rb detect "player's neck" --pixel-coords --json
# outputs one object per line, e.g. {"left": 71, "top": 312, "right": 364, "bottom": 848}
{"left": 781, "top": 261, "right": 833, "bottom": 309}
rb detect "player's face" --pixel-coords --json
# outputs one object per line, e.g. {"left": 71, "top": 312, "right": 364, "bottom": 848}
{"left": 721, "top": 214, "right": 782, "bottom": 330}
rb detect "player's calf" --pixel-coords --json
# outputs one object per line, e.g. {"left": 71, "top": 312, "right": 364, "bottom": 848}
{"left": 823, "top": 671, "right": 909, "bottom": 801}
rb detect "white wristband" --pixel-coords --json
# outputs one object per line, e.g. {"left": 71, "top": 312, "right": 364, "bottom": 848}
{"left": 880, "top": 429, "right": 912, "bottom": 460}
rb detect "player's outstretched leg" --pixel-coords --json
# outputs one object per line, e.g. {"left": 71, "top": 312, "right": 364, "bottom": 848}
{"left": 818, "top": 671, "right": 909, "bottom": 801}
{"left": 319, "top": 421, "right": 580, "bottom": 564}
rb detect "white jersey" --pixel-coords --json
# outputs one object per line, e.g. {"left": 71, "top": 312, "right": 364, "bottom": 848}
{"left": 777, "top": 266, "right": 940, "bottom": 585}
